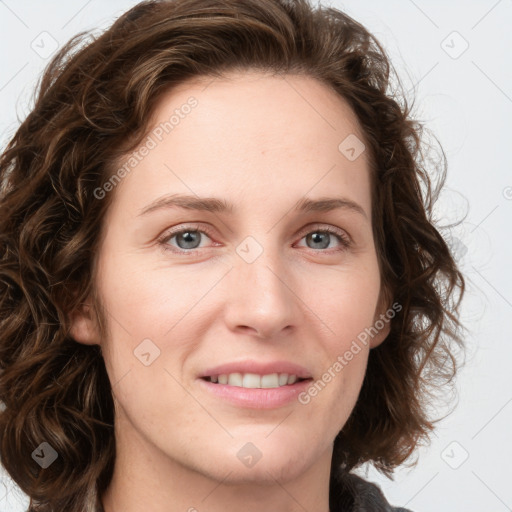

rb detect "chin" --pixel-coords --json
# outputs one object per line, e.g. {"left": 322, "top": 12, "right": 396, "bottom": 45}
{"left": 177, "top": 436, "right": 315, "bottom": 485}
{"left": 210, "top": 457, "right": 312, "bottom": 486}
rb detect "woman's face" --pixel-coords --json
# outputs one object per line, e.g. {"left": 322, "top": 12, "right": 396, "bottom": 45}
{"left": 73, "top": 70, "right": 389, "bottom": 484}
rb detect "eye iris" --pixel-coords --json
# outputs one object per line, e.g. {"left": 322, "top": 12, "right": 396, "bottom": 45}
{"left": 177, "top": 231, "right": 201, "bottom": 249}
{"left": 307, "top": 232, "right": 330, "bottom": 250}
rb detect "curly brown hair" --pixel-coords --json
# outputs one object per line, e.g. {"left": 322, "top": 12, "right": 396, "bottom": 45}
{"left": 0, "top": 0, "right": 465, "bottom": 510}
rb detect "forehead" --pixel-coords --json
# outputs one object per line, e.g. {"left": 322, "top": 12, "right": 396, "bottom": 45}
{"left": 152, "top": 70, "right": 365, "bottom": 148}
{"left": 106, "top": 70, "right": 372, "bottom": 221}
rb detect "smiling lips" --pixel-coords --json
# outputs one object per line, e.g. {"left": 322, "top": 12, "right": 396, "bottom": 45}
{"left": 204, "top": 372, "right": 305, "bottom": 388}
{"left": 197, "top": 360, "right": 314, "bottom": 409}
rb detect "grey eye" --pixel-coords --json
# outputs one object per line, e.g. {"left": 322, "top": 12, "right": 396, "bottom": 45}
{"left": 305, "top": 232, "right": 332, "bottom": 250}
{"left": 173, "top": 230, "right": 203, "bottom": 250}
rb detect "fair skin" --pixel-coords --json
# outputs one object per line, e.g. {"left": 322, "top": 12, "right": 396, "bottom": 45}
{"left": 71, "top": 70, "right": 390, "bottom": 512}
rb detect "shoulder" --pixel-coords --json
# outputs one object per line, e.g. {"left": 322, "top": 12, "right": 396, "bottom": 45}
{"left": 330, "top": 471, "right": 414, "bottom": 512}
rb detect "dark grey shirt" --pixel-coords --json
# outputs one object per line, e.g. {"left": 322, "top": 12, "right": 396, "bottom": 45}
{"left": 330, "top": 472, "right": 412, "bottom": 512}
{"left": 96, "top": 472, "right": 412, "bottom": 511}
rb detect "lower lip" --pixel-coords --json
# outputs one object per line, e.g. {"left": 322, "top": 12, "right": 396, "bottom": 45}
{"left": 197, "top": 378, "right": 313, "bottom": 409}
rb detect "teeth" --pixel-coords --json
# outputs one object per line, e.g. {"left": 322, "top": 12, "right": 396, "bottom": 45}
{"left": 229, "top": 373, "right": 243, "bottom": 387}
{"left": 260, "top": 373, "right": 279, "bottom": 388}
{"left": 287, "top": 374, "right": 297, "bottom": 385}
{"left": 209, "top": 372, "right": 302, "bottom": 388}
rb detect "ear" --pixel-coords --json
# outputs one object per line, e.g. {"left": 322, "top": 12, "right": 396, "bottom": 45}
{"left": 68, "top": 300, "right": 101, "bottom": 346}
{"left": 369, "top": 288, "right": 394, "bottom": 349}
{"left": 368, "top": 314, "right": 391, "bottom": 349}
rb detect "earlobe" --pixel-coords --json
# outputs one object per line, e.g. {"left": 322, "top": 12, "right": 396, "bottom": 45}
{"left": 68, "top": 302, "right": 100, "bottom": 346}
{"left": 369, "top": 288, "right": 393, "bottom": 349}
{"left": 369, "top": 315, "right": 391, "bottom": 349}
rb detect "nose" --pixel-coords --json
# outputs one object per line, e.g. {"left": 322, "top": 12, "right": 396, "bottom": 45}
{"left": 222, "top": 243, "right": 300, "bottom": 340}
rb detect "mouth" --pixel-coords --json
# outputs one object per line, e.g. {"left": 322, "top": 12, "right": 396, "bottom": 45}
{"left": 201, "top": 373, "right": 312, "bottom": 389}
{"left": 197, "top": 360, "right": 314, "bottom": 408}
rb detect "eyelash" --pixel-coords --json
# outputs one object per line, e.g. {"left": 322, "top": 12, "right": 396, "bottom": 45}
{"left": 157, "top": 223, "right": 352, "bottom": 255}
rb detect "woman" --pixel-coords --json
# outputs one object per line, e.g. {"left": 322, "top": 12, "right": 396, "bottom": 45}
{"left": 0, "top": 0, "right": 465, "bottom": 511}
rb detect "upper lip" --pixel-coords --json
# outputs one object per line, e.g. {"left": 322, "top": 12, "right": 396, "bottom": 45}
{"left": 198, "top": 360, "right": 313, "bottom": 379}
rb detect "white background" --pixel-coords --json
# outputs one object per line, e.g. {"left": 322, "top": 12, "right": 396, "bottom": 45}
{"left": 0, "top": 1, "right": 511, "bottom": 511}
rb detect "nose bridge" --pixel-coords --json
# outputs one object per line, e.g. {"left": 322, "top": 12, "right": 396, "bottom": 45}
{"left": 224, "top": 234, "right": 298, "bottom": 337}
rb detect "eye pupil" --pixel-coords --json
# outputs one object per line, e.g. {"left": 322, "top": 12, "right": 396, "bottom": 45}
{"left": 307, "top": 232, "right": 330, "bottom": 250}
{"left": 177, "top": 231, "right": 201, "bottom": 249}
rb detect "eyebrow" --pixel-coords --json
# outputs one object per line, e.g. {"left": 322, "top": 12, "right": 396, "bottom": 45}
{"left": 137, "top": 193, "right": 368, "bottom": 219}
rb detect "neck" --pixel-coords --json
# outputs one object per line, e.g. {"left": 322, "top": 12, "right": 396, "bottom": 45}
{"left": 101, "top": 412, "right": 333, "bottom": 512}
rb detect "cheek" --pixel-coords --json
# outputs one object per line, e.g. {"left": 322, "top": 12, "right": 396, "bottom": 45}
{"left": 296, "top": 261, "right": 379, "bottom": 415}
{"left": 314, "top": 264, "right": 381, "bottom": 348}
{"left": 95, "top": 252, "right": 234, "bottom": 396}
{"left": 98, "top": 250, "right": 226, "bottom": 338}
{"left": 96, "top": 257, "right": 205, "bottom": 432}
